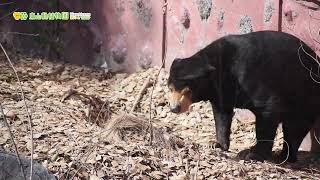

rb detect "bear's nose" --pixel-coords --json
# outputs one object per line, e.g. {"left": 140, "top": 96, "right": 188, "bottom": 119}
{"left": 170, "top": 104, "right": 181, "bottom": 113}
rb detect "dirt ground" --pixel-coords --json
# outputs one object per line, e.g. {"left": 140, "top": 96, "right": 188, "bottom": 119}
{"left": 0, "top": 55, "right": 320, "bottom": 179}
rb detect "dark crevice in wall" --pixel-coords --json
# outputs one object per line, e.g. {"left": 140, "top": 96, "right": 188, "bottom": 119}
{"left": 181, "top": 8, "right": 191, "bottom": 29}
{"left": 278, "top": 0, "right": 283, "bottom": 31}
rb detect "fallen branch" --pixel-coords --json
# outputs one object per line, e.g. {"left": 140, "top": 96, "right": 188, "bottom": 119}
{"left": 61, "top": 89, "right": 111, "bottom": 126}
{"left": 130, "top": 77, "right": 152, "bottom": 113}
{"left": 148, "top": 67, "right": 165, "bottom": 145}
{"left": 94, "top": 99, "right": 110, "bottom": 125}
{"left": 0, "top": 104, "right": 26, "bottom": 180}
{"left": 60, "top": 88, "right": 77, "bottom": 102}
{"left": 0, "top": 42, "right": 34, "bottom": 180}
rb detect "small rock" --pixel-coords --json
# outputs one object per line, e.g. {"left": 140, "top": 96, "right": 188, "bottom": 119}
{"left": 0, "top": 151, "right": 56, "bottom": 180}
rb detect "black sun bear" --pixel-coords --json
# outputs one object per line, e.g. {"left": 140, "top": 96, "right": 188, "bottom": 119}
{"left": 167, "top": 30, "right": 320, "bottom": 163}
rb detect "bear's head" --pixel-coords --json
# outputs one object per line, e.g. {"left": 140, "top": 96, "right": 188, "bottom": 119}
{"left": 167, "top": 56, "right": 216, "bottom": 113}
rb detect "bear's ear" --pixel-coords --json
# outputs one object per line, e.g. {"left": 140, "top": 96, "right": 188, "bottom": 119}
{"left": 178, "top": 65, "right": 216, "bottom": 80}
{"left": 170, "top": 54, "right": 216, "bottom": 81}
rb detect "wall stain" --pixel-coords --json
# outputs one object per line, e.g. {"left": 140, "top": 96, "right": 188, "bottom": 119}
{"left": 113, "top": 0, "right": 125, "bottom": 17}
{"left": 131, "top": 0, "right": 153, "bottom": 28}
{"left": 181, "top": 8, "right": 191, "bottom": 29}
{"left": 217, "top": 8, "right": 225, "bottom": 30}
{"left": 196, "top": 0, "right": 213, "bottom": 20}
{"left": 264, "top": 0, "right": 275, "bottom": 23}
{"left": 239, "top": 15, "right": 253, "bottom": 34}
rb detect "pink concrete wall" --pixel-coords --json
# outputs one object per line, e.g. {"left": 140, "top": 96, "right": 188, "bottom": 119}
{"left": 1, "top": 1, "right": 318, "bottom": 72}
{"left": 111, "top": 0, "right": 164, "bottom": 71}
{"left": 57, "top": 0, "right": 164, "bottom": 72}
{"left": 87, "top": 0, "right": 164, "bottom": 73}
{"left": 57, "top": 0, "right": 284, "bottom": 72}
{"left": 281, "top": 0, "right": 320, "bottom": 56}
{"left": 165, "top": 0, "right": 281, "bottom": 68}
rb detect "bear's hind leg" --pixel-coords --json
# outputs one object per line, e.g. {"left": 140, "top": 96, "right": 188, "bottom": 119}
{"left": 279, "top": 113, "right": 315, "bottom": 163}
{"left": 238, "top": 111, "right": 279, "bottom": 161}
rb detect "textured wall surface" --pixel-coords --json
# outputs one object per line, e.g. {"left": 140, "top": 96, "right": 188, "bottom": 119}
{"left": 165, "top": 0, "right": 280, "bottom": 69}
{"left": 57, "top": 0, "right": 163, "bottom": 73}
{"left": 282, "top": 0, "right": 320, "bottom": 55}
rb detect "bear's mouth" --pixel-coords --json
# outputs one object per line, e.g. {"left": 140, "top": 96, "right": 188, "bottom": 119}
{"left": 168, "top": 85, "right": 193, "bottom": 113}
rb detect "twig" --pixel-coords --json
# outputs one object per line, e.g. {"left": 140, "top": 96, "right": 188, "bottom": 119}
{"left": 69, "top": 146, "right": 98, "bottom": 180}
{"left": 272, "top": 165, "right": 290, "bottom": 173}
{"left": 60, "top": 88, "right": 77, "bottom": 102}
{"left": 194, "top": 154, "right": 200, "bottom": 180}
{"left": 95, "top": 99, "right": 110, "bottom": 124}
{"left": 60, "top": 148, "right": 86, "bottom": 180}
{"left": 63, "top": 147, "right": 94, "bottom": 180}
{"left": 0, "top": 42, "right": 34, "bottom": 180}
{"left": 185, "top": 158, "right": 190, "bottom": 176}
{"left": 148, "top": 0, "right": 168, "bottom": 145}
{"left": 69, "top": 164, "right": 84, "bottom": 180}
{"left": 0, "top": 2, "right": 14, "bottom": 6}
{"left": 148, "top": 66, "right": 165, "bottom": 145}
{"left": 130, "top": 77, "right": 152, "bottom": 113}
{"left": 0, "top": 8, "right": 19, "bottom": 21}
{"left": 0, "top": 32, "right": 39, "bottom": 37}
{"left": 124, "top": 152, "right": 132, "bottom": 178}
{"left": 0, "top": 104, "right": 26, "bottom": 180}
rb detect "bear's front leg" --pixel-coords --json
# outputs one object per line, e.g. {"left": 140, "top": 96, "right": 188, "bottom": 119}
{"left": 212, "top": 107, "right": 234, "bottom": 151}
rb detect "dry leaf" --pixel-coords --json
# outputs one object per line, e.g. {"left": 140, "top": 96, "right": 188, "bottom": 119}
{"left": 86, "top": 151, "right": 98, "bottom": 164}
{"left": 89, "top": 175, "right": 101, "bottom": 180}
{"left": 149, "top": 171, "right": 164, "bottom": 179}
{"left": 0, "top": 131, "right": 10, "bottom": 144}
{"left": 1, "top": 58, "right": 319, "bottom": 180}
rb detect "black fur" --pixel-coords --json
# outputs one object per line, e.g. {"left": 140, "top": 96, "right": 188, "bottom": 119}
{"left": 168, "top": 30, "right": 320, "bottom": 162}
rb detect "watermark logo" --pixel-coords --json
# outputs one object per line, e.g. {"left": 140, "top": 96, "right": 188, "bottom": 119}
{"left": 12, "top": 12, "right": 21, "bottom": 20}
{"left": 13, "top": 11, "right": 91, "bottom": 21}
